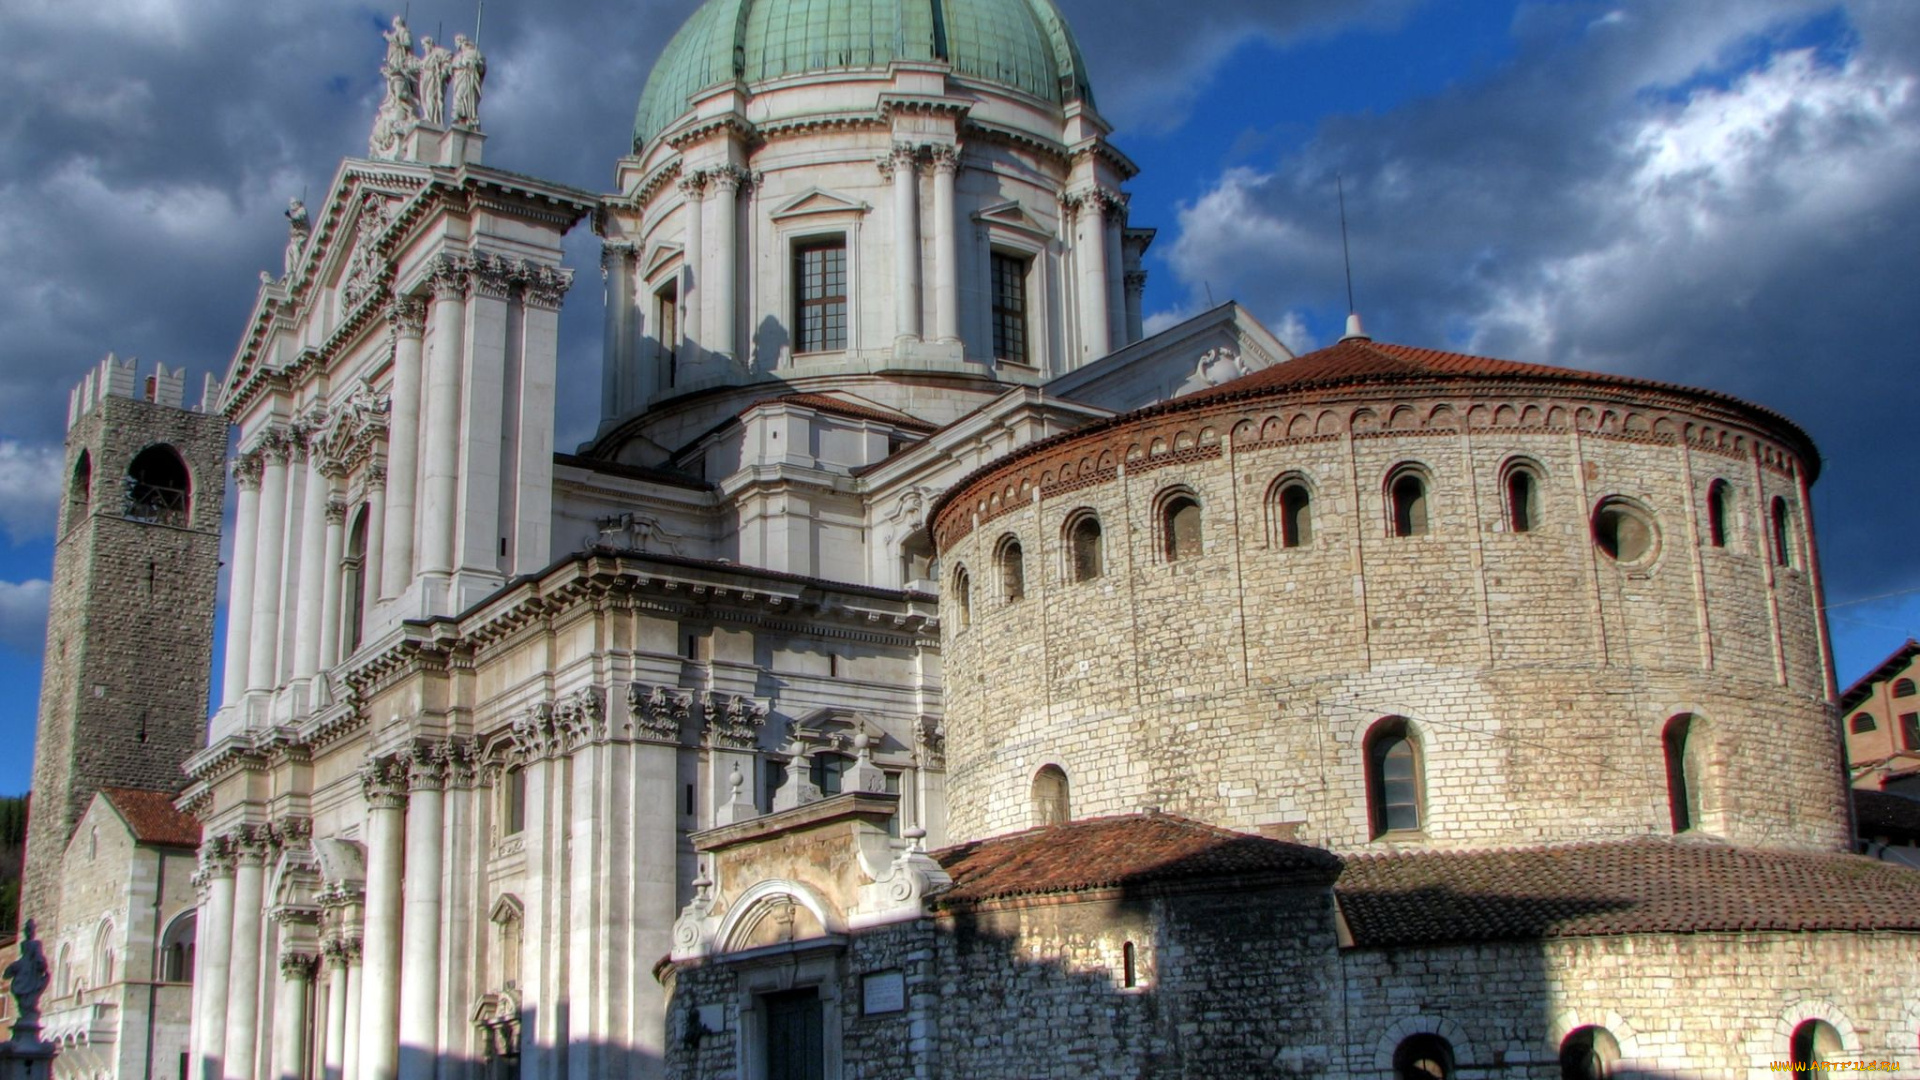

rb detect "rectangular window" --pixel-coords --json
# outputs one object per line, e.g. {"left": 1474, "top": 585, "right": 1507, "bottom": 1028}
{"left": 794, "top": 238, "right": 848, "bottom": 353}
{"left": 1902, "top": 712, "right": 1919, "bottom": 751}
{"left": 990, "top": 252, "right": 1029, "bottom": 363}
{"left": 504, "top": 766, "right": 526, "bottom": 835}
{"left": 655, "top": 281, "right": 678, "bottom": 387}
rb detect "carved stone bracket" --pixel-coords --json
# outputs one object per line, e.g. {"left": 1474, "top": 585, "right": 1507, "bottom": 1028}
{"left": 627, "top": 684, "right": 691, "bottom": 744}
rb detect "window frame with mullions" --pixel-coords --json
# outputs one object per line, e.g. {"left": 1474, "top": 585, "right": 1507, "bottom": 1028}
{"left": 989, "top": 249, "right": 1032, "bottom": 364}
{"left": 792, "top": 234, "right": 850, "bottom": 355}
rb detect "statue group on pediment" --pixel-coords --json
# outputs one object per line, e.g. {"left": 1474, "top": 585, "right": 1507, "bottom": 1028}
{"left": 369, "top": 14, "right": 486, "bottom": 161}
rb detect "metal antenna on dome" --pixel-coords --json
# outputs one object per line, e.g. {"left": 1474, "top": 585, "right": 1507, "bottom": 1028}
{"left": 1337, "top": 173, "right": 1369, "bottom": 342}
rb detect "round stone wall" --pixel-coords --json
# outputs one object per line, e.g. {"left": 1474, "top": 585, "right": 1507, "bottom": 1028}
{"left": 931, "top": 365, "right": 1847, "bottom": 852}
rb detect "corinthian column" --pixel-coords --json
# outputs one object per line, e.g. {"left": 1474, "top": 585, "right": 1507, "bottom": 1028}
{"left": 419, "top": 258, "right": 468, "bottom": 582}
{"left": 321, "top": 940, "right": 350, "bottom": 1080}
{"left": 248, "top": 435, "right": 292, "bottom": 692}
{"left": 396, "top": 746, "right": 446, "bottom": 1080}
{"left": 224, "top": 831, "right": 270, "bottom": 1080}
{"left": 678, "top": 172, "right": 705, "bottom": 358}
{"left": 274, "top": 952, "right": 317, "bottom": 1080}
{"left": 341, "top": 939, "right": 363, "bottom": 1080}
{"left": 362, "top": 468, "right": 387, "bottom": 605}
{"left": 1073, "top": 190, "right": 1114, "bottom": 362}
{"left": 930, "top": 144, "right": 961, "bottom": 344}
{"left": 317, "top": 493, "right": 347, "bottom": 674}
{"left": 358, "top": 760, "right": 408, "bottom": 1080}
{"left": 888, "top": 143, "right": 923, "bottom": 341}
{"left": 382, "top": 299, "right": 427, "bottom": 595}
{"left": 292, "top": 426, "right": 332, "bottom": 687}
{"left": 222, "top": 456, "right": 263, "bottom": 708}
{"left": 194, "top": 845, "right": 238, "bottom": 1080}
{"left": 708, "top": 167, "right": 745, "bottom": 360}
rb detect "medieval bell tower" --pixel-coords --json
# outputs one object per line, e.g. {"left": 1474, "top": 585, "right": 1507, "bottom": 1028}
{"left": 19, "top": 354, "right": 229, "bottom": 933}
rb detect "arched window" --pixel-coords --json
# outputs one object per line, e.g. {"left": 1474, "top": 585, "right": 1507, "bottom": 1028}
{"left": 1504, "top": 463, "right": 1539, "bottom": 533}
{"left": 1394, "top": 1034, "right": 1454, "bottom": 1079}
{"left": 1366, "top": 718, "right": 1423, "bottom": 837}
{"left": 57, "top": 943, "right": 74, "bottom": 998}
{"left": 93, "top": 920, "right": 115, "bottom": 987}
{"left": 1791, "top": 1020, "right": 1844, "bottom": 1069}
{"left": 952, "top": 566, "right": 971, "bottom": 630}
{"left": 1559, "top": 1026, "right": 1620, "bottom": 1080}
{"left": 1273, "top": 481, "right": 1312, "bottom": 548}
{"left": 343, "top": 506, "right": 371, "bottom": 654}
{"left": 1706, "top": 479, "right": 1732, "bottom": 548}
{"left": 124, "top": 444, "right": 192, "bottom": 527}
{"left": 1664, "top": 714, "right": 1700, "bottom": 834}
{"left": 161, "top": 911, "right": 196, "bottom": 983}
{"left": 996, "top": 535, "right": 1025, "bottom": 603}
{"left": 491, "top": 896, "right": 524, "bottom": 994}
{"left": 1593, "top": 498, "right": 1657, "bottom": 564}
{"left": 1065, "top": 512, "right": 1103, "bottom": 582}
{"left": 1160, "top": 492, "right": 1203, "bottom": 562}
{"left": 1031, "top": 765, "right": 1069, "bottom": 826}
{"left": 1771, "top": 496, "right": 1795, "bottom": 568}
{"left": 1121, "top": 941, "right": 1137, "bottom": 988}
{"left": 1389, "top": 469, "right": 1429, "bottom": 537}
{"left": 1893, "top": 679, "right": 1915, "bottom": 698}
{"left": 69, "top": 450, "right": 92, "bottom": 527}
{"left": 1851, "top": 712, "right": 1877, "bottom": 734}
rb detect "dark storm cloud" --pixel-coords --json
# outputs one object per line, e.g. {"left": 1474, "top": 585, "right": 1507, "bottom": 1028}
{"left": 1157, "top": 0, "right": 1920, "bottom": 617}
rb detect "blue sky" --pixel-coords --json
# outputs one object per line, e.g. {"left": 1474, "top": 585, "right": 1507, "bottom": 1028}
{"left": 1, "top": 0, "right": 1917, "bottom": 797}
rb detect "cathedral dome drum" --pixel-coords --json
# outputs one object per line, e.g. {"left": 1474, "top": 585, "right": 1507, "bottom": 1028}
{"left": 632, "top": 0, "right": 1094, "bottom": 150}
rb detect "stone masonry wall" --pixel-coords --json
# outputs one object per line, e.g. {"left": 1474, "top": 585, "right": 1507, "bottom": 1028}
{"left": 935, "top": 383, "right": 1843, "bottom": 852}
{"left": 24, "top": 393, "right": 227, "bottom": 934}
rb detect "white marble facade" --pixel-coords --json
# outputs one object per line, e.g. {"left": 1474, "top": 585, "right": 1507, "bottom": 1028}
{"left": 182, "top": 5, "right": 1293, "bottom": 1080}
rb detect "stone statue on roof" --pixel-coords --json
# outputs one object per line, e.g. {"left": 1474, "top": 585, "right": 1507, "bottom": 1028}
{"left": 382, "top": 15, "right": 413, "bottom": 77}
{"left": 283, "top": 197, "right": 311, "bottom": 278}
{"left": 415, "top": 36, "right": 454, "bottom": 127}
{"left": 451, "top": 34, "right": 486, "bottom": 127}
{"left": 5, "top": 918, "right": 51, "bottom": 1021}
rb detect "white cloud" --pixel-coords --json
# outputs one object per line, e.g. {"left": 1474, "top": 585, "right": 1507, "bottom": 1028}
{"left": 0, "top": 441, "right": 64, "bottom": 544}
{"left": 0, "top": 579, "right": 50, "bottom": 656}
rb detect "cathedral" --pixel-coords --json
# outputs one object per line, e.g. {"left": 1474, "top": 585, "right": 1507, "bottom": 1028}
{"left": 19, "top": 0, "right": 1920, "bottom": 1078}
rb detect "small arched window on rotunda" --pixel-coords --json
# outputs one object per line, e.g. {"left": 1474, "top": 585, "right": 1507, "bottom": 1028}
{"left": 1031, "top": 765, "right": 1069, "bottom": 826}
{"left": 1791, "top": 1019, "right": 1844, "bottom": 1070}
{"left": 1706, "top": 479, "right": 1733, "bottom": 548}
{"left": 1270, "top": 478, "right": 1312, "bottom": 548}
{"left": 124, "top": 444, "right": 192, "bottom": 527}
{"left": 996, "top": 534, "right": 1025, "bottom": 603}
{"left": 1559, "top": 1026, "right": 1621, "bottom": 1080}
{"left": 1502, "top": 460, "right": 1541, "bottom": 534}
{"left": 1065, "top": 512, "right": 1103, "bottom": 582}
{"left": 69, "top": 450, "right": 92, "bottom": 528}
{"left": 1159, "top": 490, "right": 1203, "bottom": 562}
{"left": 1365, "top": 717, "right": 1424, "bottom": 838}
{"left": 952, "top": 566, "right": 972, "bottom": 631}
{"left": 342, "top": 506, "right": 371, "bottom": 654}
{"left": 1770, "top": 497, "right": 1796, "bottom": 568}
{"left": 1393, "top": 1033, "right": 1454, "bottom": 1079}
{"left": 1388, "top": 467, "right": 1430, "bottom": 537}
{"left": 1663, "top": 714, "right": 1703, "bottom": 834}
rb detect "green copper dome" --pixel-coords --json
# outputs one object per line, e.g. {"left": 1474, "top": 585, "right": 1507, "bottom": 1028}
{"left": 633, "top": 0, "right": 1095, "bottom": 150}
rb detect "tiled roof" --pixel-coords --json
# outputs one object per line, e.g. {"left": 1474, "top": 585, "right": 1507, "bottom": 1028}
{"left": 1335, "top": 838, "right": 1920, "bottom": 946}
{"left": 1839, "top": 639, "right": 1920, "bottom": 712}
{"left": 742, "top": 393, "right": 939, "bottom": 433}
{"left": 100, "top": 788, "right": 201, "bottom": 848}
{"left": 932, "top": 814, "right": 1342, "bottom": 906}
{"left": 1855, "top": 790, "right": 1920, "bottom": 840}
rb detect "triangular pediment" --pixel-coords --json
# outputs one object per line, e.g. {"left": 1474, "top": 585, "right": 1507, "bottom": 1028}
{"left": 972, "top": 200, "right": 1054, "bottom": 240}
{"left": 643, "top": 242, "right": 684, "bottom": 281}
{"left": 770, "top": 187, "right": 872, "bottom": 222}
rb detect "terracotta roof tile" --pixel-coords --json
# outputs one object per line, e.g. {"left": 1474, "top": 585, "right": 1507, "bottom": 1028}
{"left": 100, "top": 788, "right": 201, "bottom": 848}
{"left": 1335, "top": 838, "right": 1920, "bottom": 946}
{"left": 933, "top": 814, "right": 1341, "bottom": 906}
{"left": 1839, "top": 639, "right": 1920, "bottom": 712}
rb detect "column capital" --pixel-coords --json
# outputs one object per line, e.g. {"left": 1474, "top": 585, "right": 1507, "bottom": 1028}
{"left": 324, "top": 497, "right": 349, "bottom": 525}
{"left": 199, "top": 837, "right": 239, "bottom": 879}
{"left": 361, "top": 755, "right": 411, "bottom": 809}
{"left": 702, "top": 693, "right": 767, "bottom": 751}
{"left": 232, "top": 452, "right": 266, "bottom": 492}
{"left": 676, "top": 169, "right": 709, "bottom": 200}
{"left": 599, "top": 241, "right": 639, "bottom": 280}
{"left": 321, "top": 937, "right": 352, "bottom": 964}
{"left": 229, "top": 824, "right": 272, "bottom": 866}
{"left": 521, "top": 263, "right": 575, "bottom": 312}
{"left": 1065, "top": 186, "right": 1128, "bottom": 222}
{"left": 362, "top": 462, "right": 387, "bottom": 491}
{"left": 386, "top": 296, "right": 427, "bottom": 337}
{"left": 280, "top": 951, "right": 320, "bottom": 979}
{"left": 706, "top": 164, "right": 754, "bottom": 195}
{"left": 429, "top": 254, "right": 472, "bottom": 300}
{"left": 627, "top": 683, "right": 691, "bottom": 745}
{"left": 407, "top": 741, "right": 450, "bottom": 792}
{"left": 1124, "top": 269, "right": 1149, "bottom": 291}
{"left": 927, "top": 143, "right": 962, "bottom": 174}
